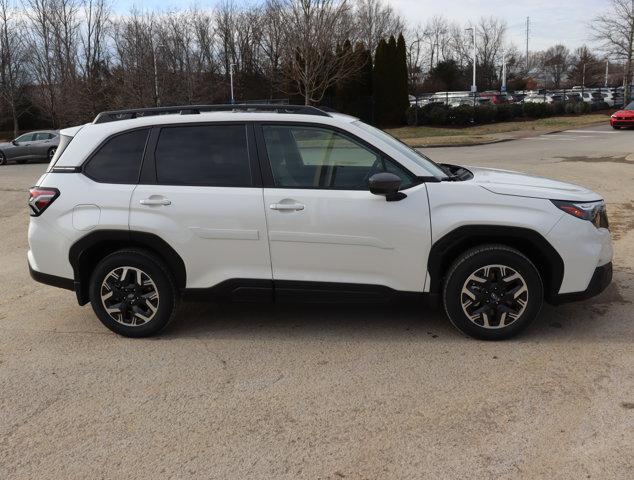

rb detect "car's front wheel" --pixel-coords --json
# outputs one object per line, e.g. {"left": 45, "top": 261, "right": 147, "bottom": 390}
{"left": 442, "top": 245, "right": 543, "bottom": 340}
{"left": 612, "top": 125, "right": 620, "bottom": 130}
{"left": 89, "top": 249, "right": 178, "bottom": 337}
{"left": 0, "top": 152, "right": 6, "bottom": 165}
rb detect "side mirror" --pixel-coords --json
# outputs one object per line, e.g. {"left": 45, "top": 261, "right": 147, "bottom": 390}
{"left": 12, "top": 140, "right": 18, "bottom": 146}
{"left": 369, "top": 172, "right": 406, "bottom": 202}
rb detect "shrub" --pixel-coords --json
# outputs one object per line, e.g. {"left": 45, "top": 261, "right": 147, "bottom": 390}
{"left": 473, "top": 105, "right": 496, "bottom": 123}
{"left": 552, "top": 101, "right": 566, "bottom": 115}
{"left": 448, "top": 105, "right": 474, "bottom": 125}
{"left": 428, "top": 105, "right": 449, "bottom": 125}
{"left": 522, "top": 102, "right": 553, "bottom": 118}
{"left": 495, "top": 104, "right": 515, "bottom": 122}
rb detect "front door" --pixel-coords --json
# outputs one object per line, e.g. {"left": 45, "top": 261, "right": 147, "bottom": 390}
{"left": 258, "top": 124, "right": 432, "bottom": 293}
{"left": 129, "top": 123, "right": 272, "bottom": 290}
{"left": 8, "top": 133, "right": 35, "bottom": 160}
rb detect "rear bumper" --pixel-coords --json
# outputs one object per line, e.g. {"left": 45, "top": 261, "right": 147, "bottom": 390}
{"left": 28, "top": 261, "right": 74, "bottom": 291}
{"left": 551, "top": 262, "right": 612, "bottom": 304}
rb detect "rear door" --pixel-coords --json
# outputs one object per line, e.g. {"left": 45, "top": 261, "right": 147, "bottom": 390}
{"left": 257, "top": 123, "right": 432, "bottom": 294}
{"left": 129, "top": 123, "right": 272, "bottom": 291}
{"left": 31, "top": 132, "right": 56, "bottom": 159}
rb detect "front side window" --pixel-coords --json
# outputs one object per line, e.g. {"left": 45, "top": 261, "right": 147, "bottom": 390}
{"left": 262, "top": 125, "right": 413, "bottom": 189}
{"left": 15, "top": 133, "right": 35, "bottom": 143}
{"left": 155, "top": 125, "right": 251, "bottom": 187}
{"left": 84, "top": 129, "right": 149, "bottom": 184}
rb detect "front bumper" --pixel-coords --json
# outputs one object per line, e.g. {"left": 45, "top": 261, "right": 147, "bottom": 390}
{"left": 551, "top": 262, "right": 612, "bottom": 304}
{"left": 610, "top": 118, "right": 634, "bottom": 127}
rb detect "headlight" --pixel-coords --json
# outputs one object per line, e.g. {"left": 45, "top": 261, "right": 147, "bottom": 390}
{"left": 551, "top": 200, "right": 609, "bottom": 229}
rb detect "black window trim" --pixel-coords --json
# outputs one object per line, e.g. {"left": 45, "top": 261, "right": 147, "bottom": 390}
{"left": 253, "top": 121, "right": 421, "bottom": 191}
{"left": 81, "top": 127, "right": 151, "bottom": 184}
{"left": 142, "top": 121, "right": 261, "bottom": 188}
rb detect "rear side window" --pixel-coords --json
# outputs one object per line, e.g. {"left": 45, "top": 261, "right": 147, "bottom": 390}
{"left": 155, "top": 125, "right": 251, "bottom": 187}
{"left": 84, "top": 129, "right": 149, "bottom": 184}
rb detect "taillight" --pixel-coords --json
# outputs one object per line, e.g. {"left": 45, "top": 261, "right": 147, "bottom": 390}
{"left": 551, "top": 199, "right": 608, "bottom": 229}
{"left": 28, "top": 187, "right": 59, "bottom": 216}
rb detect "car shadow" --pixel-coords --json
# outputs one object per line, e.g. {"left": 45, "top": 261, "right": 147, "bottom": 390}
{"left": 158, "top": 280, "right": 629, "bottom": 343}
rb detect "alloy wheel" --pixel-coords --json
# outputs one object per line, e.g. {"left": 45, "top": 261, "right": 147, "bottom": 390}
{"left": 100, "top": 266, "right": 159, "bottom": 326}
{"left": 460, "top": 264, "right": 528, "bottom": 329}
{"left": 48, "top": 148, "right": 57, "bottom": 160}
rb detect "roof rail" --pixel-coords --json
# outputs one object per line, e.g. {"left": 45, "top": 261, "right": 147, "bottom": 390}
{"left": 92, "top": 104, "right": 331, "bottom": 124}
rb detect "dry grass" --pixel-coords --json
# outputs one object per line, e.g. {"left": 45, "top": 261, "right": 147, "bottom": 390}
{"left": 387, "top": 113, "right": 611, "bottom": 146}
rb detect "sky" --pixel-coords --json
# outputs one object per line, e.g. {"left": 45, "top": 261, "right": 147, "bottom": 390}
{"left": 115, "top": 0, "right": 608, "bottom": 52}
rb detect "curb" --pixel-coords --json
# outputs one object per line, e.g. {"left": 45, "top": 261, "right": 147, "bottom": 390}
{"left": 412, "top": 138, "right": 514, "bottom": 149}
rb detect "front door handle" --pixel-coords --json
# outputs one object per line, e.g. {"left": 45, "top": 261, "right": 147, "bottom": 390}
{"left": 270, "top": 203, "right": 305, "bottom": 211}
{"left": 140, "top": 197, "right": 171, "bottom": 206}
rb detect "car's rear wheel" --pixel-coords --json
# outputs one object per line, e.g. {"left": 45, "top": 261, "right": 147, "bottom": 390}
{"left": 442, "top": 245, "right": 543, "bottom": 340}
{"left": 47, "top": 147, "right": 56, "bottom": 161}
{"left": 0, "top": 152, "right": 5, "bottom": 165}
{"left": 89, "top": 249, "right": 178, "bottom": 337}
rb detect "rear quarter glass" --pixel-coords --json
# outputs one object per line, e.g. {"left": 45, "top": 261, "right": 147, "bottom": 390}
{"left": 47, "top": 134, "right": 74, "bottom": 171}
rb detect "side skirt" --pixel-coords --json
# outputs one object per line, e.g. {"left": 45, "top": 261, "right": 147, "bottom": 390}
{"left": 183, "top": 279, "right": 431, "bottom": 305}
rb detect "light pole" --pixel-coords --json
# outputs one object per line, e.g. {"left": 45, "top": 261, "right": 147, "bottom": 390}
{"left": 153, "top": 43, "right": 165, "bottom": 107}
{"left": 229, "top": 63, "right": 236, "bottom": 104}
{"left": 465, "top": 27, "right": 477, "bottom": 102}
{"left": 501, "top": 48, "right": 507, "bottom": 92}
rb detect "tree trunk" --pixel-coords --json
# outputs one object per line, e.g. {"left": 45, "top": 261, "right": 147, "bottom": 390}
{"left": 12, "top": 105, "right": 18, "bottom": 138}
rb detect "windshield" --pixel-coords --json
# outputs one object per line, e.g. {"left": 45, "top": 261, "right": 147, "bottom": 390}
{"left": 625, "top": 101, "right": 634, "bottom": 110}
{"left": 351, "top": 121, "right": 448, "bottom": 178}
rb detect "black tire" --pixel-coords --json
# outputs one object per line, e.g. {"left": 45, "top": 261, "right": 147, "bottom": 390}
{"left": 16, "top": 159, "right": 27, "bottom": 164}
{"left": 612, "top": 125, "right": 620, "bottom": 130}
{"left": 47, "top": 147, "right": 57, "bottom": 161}
{"left": 89, "top": 249, "right": 179, "bottom": 337}
{"left": 0, "top": 152, "right": 6, "bottom": 165}
{"left": 442, "top": 245, "right": 543, "bottom": 340}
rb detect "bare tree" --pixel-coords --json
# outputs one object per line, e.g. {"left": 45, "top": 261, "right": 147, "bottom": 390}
{"left": 280, "top": 0, "right": 360, "bottom": 105}
{"left": 355, "top": 0, "right": 403, "bottom": 51}
{"left": 260, "top": 0, "right": 285, "bottom": 97}
{"left": 25, "top": 0, "right": 59, "bottom": 126}
{"left": 541, "top": 44, "right": 570, "bottom": 88}
{"left": 0, "top": 0, "right": 28, "bottom": 136}
{"left": 424, "top": 16, "right": 450, "bottom": 71}
{"left": 75, "top": 0, "right": 110, "bottom": 120}
{"left": 592, "top": 0, "right": 634, "bottom": 101}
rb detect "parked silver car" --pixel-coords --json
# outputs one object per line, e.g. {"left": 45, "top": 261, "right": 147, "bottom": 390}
{"left": 0, "top": 130, "right": 59, "bottom": 165}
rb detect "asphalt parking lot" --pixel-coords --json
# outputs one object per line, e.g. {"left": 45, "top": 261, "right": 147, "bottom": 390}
{"left": 1, "top": 124, "right": 633, "bottom": 479}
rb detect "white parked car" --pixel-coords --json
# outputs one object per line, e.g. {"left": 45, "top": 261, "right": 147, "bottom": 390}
{"left": 28, "top": 105, "right": 613, "bottom": 340}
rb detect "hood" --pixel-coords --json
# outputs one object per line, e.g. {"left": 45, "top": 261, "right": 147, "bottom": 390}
{"left": 466, "top": 166, "right": 601, "bottom": 202}
{"left": 612, "top": 109, "right": 634, "bottom": 117}
{"left": 0, "top": 140, "right": 12, "bottom": 148}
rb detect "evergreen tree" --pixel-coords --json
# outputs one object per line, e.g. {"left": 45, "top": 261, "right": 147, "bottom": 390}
{"left": 395, "top": 33, "right": 409, "bottom": 124}
{"left": 373, "top": 38, "right": 389, "bottom": 125}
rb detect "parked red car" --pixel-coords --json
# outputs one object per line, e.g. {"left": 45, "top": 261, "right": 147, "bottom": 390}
{"left": 479, "top": 91, "right": 510, "bottom": 105}
{"left": 610, "top": 101, "right": 634, "bottom": 129}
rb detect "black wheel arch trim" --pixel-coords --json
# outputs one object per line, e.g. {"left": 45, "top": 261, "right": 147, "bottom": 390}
{"left": 427, "top": 225, "right": 564, "bottom": 303}
{"left": 68, "top": 230, "right": 187, "bottom": 305}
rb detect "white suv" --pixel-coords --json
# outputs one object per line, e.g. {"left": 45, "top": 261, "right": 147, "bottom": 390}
{"left": 28, "top": 105, "right": 613, "bottom": 340}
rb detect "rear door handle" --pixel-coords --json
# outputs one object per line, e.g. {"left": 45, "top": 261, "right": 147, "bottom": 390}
{"left": 270, "top": 203, "right": 305, "bottom": 211}
{"left": 140, "top": 198, "right": 171, "bottom": 206}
